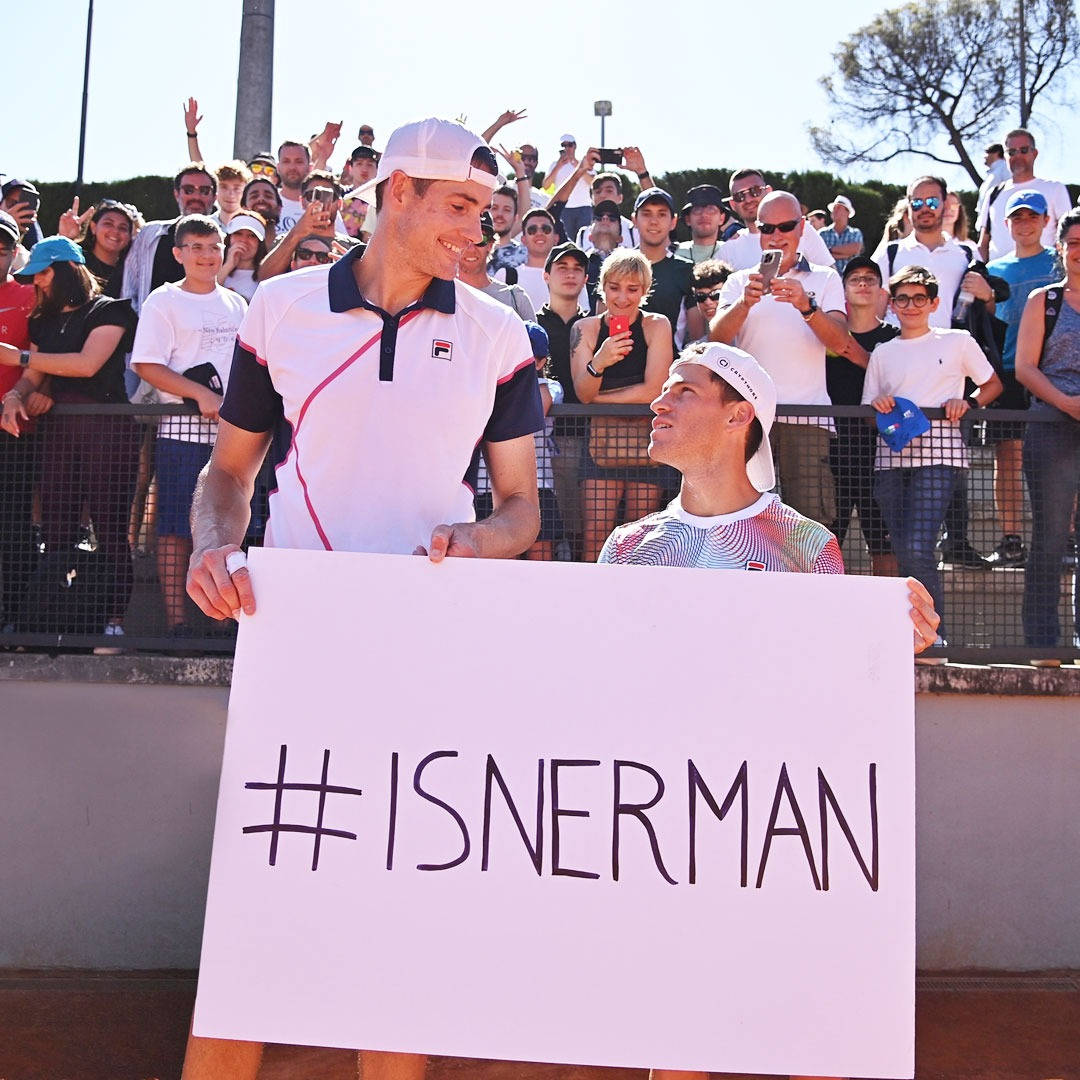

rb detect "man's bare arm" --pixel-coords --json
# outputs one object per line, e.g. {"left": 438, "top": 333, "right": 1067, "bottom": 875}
{"left": 420, "top": 434, "right": 539, "bottom": 562}
{"left": 187, "top": 420, "right": 272, "bottom": 619}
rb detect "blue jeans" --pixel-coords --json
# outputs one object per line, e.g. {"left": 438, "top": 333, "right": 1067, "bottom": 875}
{"left": 875, "top": 466, "right": 961, "bottom": 639}
{"left": 1022, "top": 413, "right": 1080, "bottom": 647}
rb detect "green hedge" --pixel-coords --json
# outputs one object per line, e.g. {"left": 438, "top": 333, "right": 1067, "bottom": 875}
{"left": 32, "top": 177, "right": 180, "bottom": 236}
{"left": 40, "top": 168, "right": 1065, "bottom": 260}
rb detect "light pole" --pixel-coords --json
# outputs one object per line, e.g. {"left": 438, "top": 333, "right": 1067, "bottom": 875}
{"left": 75, "top": 0, "right": 94, "bottom": 193}
{"left": 594, "top": 100, "right": 612, "bottom": 148}
{"left": 234, "top": 0, "right": 275, "bottom": 161}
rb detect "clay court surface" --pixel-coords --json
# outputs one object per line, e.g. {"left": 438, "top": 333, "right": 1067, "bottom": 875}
{"left": 1, "top": 971, "right": 1078, "bottom": 1080}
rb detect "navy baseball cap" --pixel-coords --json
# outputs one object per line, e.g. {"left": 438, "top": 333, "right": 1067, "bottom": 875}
{"left": 592, "top": 199, "right": 621, "bottom": 219}
{"left": 525, "top": 321, "right": 550, "bottom": 360}
{"left": 876, "top": 397, "right": 931, "bottom": 451}
{"left": 1004, "top": 189, "right": 1049, "bottom": 217}
{"left": 13, "top": 236, "right": 85, "bottom": 282}
{"left": 633, "top": 187, "right": 674, "bottom": 214}
{"left": 682, "top": 184, "right": 725, "bottom": 215}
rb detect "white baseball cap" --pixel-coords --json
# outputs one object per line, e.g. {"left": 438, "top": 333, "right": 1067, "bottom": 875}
{"left": 671, "top": 343, "right": 777, "bottom": 493}
{"left": 225, "top": 213, "right": 266, "bottom": 243}
{"left": 828, "top": 194, "right": 855, "bottom": 217}
{"left": 560, "top": 133, "right": 576, "bottom": 145}
{"left": 350, "top": 117, "right": 499, "bottom": 205}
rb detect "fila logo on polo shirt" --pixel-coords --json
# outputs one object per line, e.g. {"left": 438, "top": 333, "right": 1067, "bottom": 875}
{"left": 432, "top": 339, "right": 453, "bottom": 360}
{"left": 746, "top": 560, "right": 766, "bottom": 571}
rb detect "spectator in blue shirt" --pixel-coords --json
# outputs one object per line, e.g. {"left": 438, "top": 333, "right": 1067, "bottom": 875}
{"left": 819, "top": 195, "right": 864, "bottom": 273}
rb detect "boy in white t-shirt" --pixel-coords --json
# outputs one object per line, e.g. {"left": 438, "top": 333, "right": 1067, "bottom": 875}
{"left": 863, "top": 266, "right": 1002, "bottom": 647}
{"left": 131, "top": 214, "right": 248, "bottom": 636}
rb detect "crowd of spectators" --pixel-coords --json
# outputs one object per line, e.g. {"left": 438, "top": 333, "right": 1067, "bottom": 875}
{"left": 0, "top": 105, "right": 1078, "bottom": 660}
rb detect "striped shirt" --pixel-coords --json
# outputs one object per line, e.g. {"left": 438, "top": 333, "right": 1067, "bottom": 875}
{"left": 599, "top": 493, "right": 844, "bottom": 574}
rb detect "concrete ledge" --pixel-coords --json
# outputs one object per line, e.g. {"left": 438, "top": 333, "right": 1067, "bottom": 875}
{"left": 3, "top": 652, "right": 1077, "bottom": 694}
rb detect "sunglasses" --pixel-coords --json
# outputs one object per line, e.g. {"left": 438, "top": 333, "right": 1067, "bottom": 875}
{"left": 593, "top": 213, "right": 620, "bottom": 223}
{"left": 909, "top": 196, "right": 941, "bottom": 211}
{"left": 845, "top": 274, "right": 880, "bottom": 287}
{"left": 249, "top": 162, "right": 279, "bottom": 179}
{"left": 730, "top": 184, "right": 768, "bottom": 204}
{"left": 525, "top": 223, "right": 554, "bottom": 235}
{"left": 756, "top": 219, "right": 800, "bottom": 235}
{"left": 891, "top": 292, "right": 931, "bottom": 308}
{"left": 295, "top": 248, "right": 331, "bottom": 263}
{"left": 1006, "top": 146, "right": 1034, "bottom": 156}
{"left": 180, "top": 184, "right": 214, "bottom": 196}
{"left": 694, "top": 290, "right": 722, "bottom": 303}
{"left": 302, "top": 187, "right": 335, "bottom": 203}
{"left": 359, "top": 129, "right": 374, "bottom": 136}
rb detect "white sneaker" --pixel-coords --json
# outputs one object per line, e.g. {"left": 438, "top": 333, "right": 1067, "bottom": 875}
{"left": 93, "top": 622, "right": 126, "bottom": 656}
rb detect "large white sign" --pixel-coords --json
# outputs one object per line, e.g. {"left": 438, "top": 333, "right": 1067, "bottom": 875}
{"left": 195, "top": 548, "right": 915, "bottom": 1078}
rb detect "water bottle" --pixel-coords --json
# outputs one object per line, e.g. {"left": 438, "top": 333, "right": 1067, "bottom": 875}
{"left": 952, "top": 287, "right": 973, "bottom": 321}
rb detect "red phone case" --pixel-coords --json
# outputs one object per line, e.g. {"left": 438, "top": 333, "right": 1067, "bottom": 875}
{"left": 610, "top": 315, "right": 629, "bottom": 336}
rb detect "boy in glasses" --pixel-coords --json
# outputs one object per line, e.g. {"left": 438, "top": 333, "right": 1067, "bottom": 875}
{"left": 863, "top": 265, "right": 1002, "bottom": 652}
{"left": 687, "top": 258, "right": 733, "bottom": 342}
{"left": 130, "top": 214, "right": 247, "bottom": 640}
{"left": 121, "top": 164, "right": 218, "bottom": 314}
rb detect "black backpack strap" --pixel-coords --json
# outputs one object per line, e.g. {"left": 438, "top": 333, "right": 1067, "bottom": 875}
{"left": 503, "top": 265, "right": 518, "bottom": 286}
{"left": 984, "top": 183, "right": 1007, "bottom": 239}
{"left": 1041, "top": 279, "right": 1068, "bottom": 349}
{"left": 886, "top": 242, "right": 899, "bottom": 278}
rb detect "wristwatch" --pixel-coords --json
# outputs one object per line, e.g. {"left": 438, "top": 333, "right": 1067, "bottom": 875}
{"left": 586, "top": 361, "right": 602, "bottom": 378}
{"left": 800, "top": 297, "right": 819, "bottom": 321}
{"left": 19, "top": 350, "right": 31, "bottom": 367}
{"left": 964, "top": 395, "right": 979, "bottom": 411}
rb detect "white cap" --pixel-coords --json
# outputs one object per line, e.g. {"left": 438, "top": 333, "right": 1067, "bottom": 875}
{"left": 828, "top": 194, "right": 855, "bottom": 218}
{"left": 225, "top": 213, "right": 266, "bottom": 243}
{"left": 350, "top": 117, "right": 499, "bottom": 205}
{"left": 560, "top": 133, "right": 576, "bottom": 145}
{"left": 671, "top": 343, "right": 777, "bottom": 493}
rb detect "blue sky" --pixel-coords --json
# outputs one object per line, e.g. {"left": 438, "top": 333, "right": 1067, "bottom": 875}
{"left": 6, "top": 0, "right": 1078, "bottom": 200}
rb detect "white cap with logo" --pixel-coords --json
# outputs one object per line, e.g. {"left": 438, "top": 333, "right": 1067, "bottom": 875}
{"left": 671, "top": 343, "right": 777, "bottom": 493}
{"left": 351, "top": 117, "right": 498, "bottom": 205}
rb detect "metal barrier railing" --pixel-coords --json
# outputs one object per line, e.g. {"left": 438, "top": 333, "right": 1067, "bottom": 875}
{"left": 0, "top": 402, "right": 1076, "bottom": 664}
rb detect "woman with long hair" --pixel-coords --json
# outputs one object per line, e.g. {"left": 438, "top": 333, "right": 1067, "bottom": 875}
{"left": 57, "top": 197, "right": 138, "bottom": 298}
{"left": 0, "top": 238, "right": 139, "bottom": 645}
{"left": 571, "top": 249, "right": 672, "bottom": 561}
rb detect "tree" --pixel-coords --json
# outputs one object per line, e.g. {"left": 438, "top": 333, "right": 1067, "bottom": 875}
{"left": 810, "top": 0, "right": 1079, "bottom": 186}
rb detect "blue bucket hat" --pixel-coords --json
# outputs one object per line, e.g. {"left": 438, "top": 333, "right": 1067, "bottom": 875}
{"left": 876, "top": 397, "right": 931, "bottom": 451}
{"left": 13, "top": 235, "right": 86, "bottom": 283}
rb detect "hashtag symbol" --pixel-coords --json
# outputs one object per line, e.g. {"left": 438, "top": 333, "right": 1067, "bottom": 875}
{"left": 243, "top": 744, "right": 363, "bottom": 871}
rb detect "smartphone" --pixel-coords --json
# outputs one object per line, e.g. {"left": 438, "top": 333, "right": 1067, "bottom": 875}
{"left": 312, "top": 187, "right": 334, "bottom": 209}
{"left": 598, "top": 148, "right": 623, "bottom": 166}
{"left": 17, "top": 191, "right": 40, "bottom": 214}
{"left": 610, "top": 314, "right": 629, "bottom": 336}
{"left": 758, "top": 248, "right": 783, "bottom": 290}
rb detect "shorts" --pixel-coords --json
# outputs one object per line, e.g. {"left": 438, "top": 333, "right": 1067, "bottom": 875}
{"left": 155, "top": 437, "right": 213, "bottom": 538}
{"left": 984, "top": 371, "right": 1029, "bottom": 443}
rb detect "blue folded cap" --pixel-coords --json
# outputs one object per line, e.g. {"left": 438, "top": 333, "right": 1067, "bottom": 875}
{"left": 876, "top": 397, "right": 931, "bottom": 451}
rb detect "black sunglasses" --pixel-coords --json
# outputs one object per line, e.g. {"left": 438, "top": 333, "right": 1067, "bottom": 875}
{"left": 525, "top": 223, "right": 554, "bottom": 235}
{"left": 694, "top": 290, "right": 722, "bottom": 303}
{"left": 756, "top": 219, "right": 800, "bottom": 235}
{"left": 295, "top": 249, "right": 331, "bottom": 263}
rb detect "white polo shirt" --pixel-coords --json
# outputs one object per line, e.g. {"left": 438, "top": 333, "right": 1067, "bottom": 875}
{"left": 717, "top": 256, "right": 845, "bottom": 409}
{"left": 715, "top": 226, "right": 835, "bottom": 271}
{"left": 221, "top": 246, "right": 542, "bottom": 555}
{"left": 875, "top": 234, "right": 972, "bottom": 329}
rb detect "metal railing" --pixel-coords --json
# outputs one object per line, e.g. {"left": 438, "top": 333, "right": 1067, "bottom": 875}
{"left": 0, "top": 402, "right": 1076, "bottom": 664}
